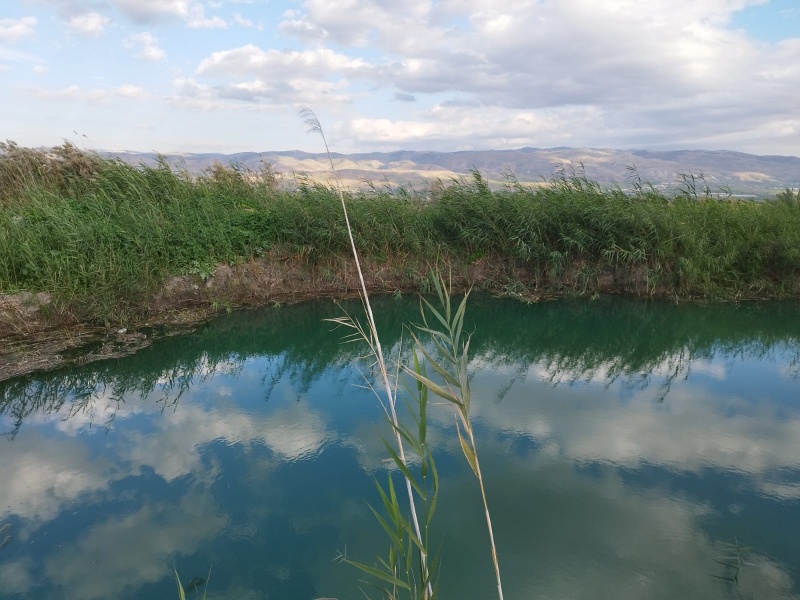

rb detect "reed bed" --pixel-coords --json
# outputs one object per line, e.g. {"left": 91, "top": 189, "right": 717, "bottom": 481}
{"left": 2, "top": 144, "right": 799, "bottom": 323}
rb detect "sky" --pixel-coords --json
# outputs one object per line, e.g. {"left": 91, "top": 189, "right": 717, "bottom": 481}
{"left": 1, "top": 0, "right": 799, "bottom": 155}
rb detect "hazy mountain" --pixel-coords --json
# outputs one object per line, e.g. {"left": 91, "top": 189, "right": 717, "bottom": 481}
{"left": 107, "top": 147, "right": 800, "bottom": 197}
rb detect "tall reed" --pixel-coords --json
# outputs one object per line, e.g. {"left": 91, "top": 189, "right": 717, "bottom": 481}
{"left": 2, "top": 142, "right": 799, "bottom": 325}
{"left": 300, "top": 109, "right": 435, "bottom": 598}
{"left": 300, "top": 111, "right": 505, "bottom": 599}
{"left": 404, "top": 275, "right": 504, "bottom": 599}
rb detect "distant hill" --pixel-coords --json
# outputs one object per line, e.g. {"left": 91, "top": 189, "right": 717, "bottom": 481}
{"left": 106, "top": 147, "right": 800, "bottom": 197}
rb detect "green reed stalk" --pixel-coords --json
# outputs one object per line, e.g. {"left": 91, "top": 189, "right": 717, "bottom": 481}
{"left": 404, "top": 274, "right": 504, "bottom": 600}
{"left": 300, "top": 108, "right": 434, "bottom": 599}
{"left": 174, "top": 565, "right": 211, "bottom": 600}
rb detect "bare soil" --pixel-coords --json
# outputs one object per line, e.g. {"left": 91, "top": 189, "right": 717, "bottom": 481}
{"left": 0, "top": 253, "right": 671, "bottom": 382}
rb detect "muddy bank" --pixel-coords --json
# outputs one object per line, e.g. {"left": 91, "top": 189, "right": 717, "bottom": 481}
{"left": 0, "top": 253, "right": 781, "bottom": 382}
{"left": 0, "top": 255, "right": 474, "bottom": 381}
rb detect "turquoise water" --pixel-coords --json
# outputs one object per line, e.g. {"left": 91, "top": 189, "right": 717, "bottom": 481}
{"left": 1, "top": 296, "right": 799, "bottom": 599}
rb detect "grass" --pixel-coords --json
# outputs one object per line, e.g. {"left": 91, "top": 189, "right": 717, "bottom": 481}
{"left": 2, "top": 143, "right": 800, "bottom": 324}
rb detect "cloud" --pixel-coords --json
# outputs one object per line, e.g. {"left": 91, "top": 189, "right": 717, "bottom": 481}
{"left": 122, "top": 397, "right": 334, "bottom": 481}
{"left": 232, "top": 12, "right": 262, "bottom": 30}
{"left": 169, "top": 77, "right": 279, "bottom": 111}
{"left": 267, "top": 0, "right": 800, "bottom": 153}
{"left": 196, "top": 44, "right": 378, "bottom": 80}
{"left": 0, "top": 432, "right": 120, "bottom": 523}
{"left": 44, "top": 493, "right": 227, "bottom": 599}
{"left": 0, "top": 560, "right": 34, "bottom": 596}
{"left": 278, "top": 0, "right": 440, "bottom": 48}
{"left": 186, "top": 4, "right": 228, "bottom": 29}
{"left": 117, "top": 83, "right": 154, "bottom": 98}
{"left": 279, "top": 17, "right": 329, "bottom": 43}
{"left": 0, "top": 16, "right": 37, "bottom": 43}
{"left": 122, "top": 31, "right": 165, "bottom": 61}
{"left": 25, "top": 83, "right": 153, "bottom": 104}
{"left": 455, "top": 352, "right": 800, "bottom": 502}
{"left": 109, "top": 0, "right": 228, "bottom": 28}
{"left": 393, "top": 91, "right": 416, "bottom": 102}
{"left": 427, "top": 455, "right": 798, "bottom": 600}
{"left": 339, "top": 104, "right": 600, "bottom": 149}
{"left": 0, "top": 45, "right": 46, "bottom": 65}
{"left": 189, "top": 45, "right": 381, "bottom": 107}
{"left": 110, "top": 0, "right": 192, "bottom": 23}
{"left": 67, "top": 12, "right": 112, "bottom": 36}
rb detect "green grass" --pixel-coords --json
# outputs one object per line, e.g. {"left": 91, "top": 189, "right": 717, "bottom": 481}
{"left": 2, "top": 144, "right": 799, "bottom": 323}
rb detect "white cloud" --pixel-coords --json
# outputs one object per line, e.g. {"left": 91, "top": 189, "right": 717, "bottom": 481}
{"left": 122, "top": 31, "right": 165, "bottom": 61}
{"left": 187, "top": 4, "right": 228, "bottom": 28}
{"left": 123, "top": 397, "right": 333, "bottom": 481}
{"left": 340, "top": 104, "right": 600, "bottom": 149}
{"left": 169, "top": 77, "right": 272, "bottom": 111}
{"left": 0, "top": 46, "right": 43, "bottom": 65}
{"left": 32, "top": 64, "right": 49, "bottom": 74}
{"left": 279, "top": 17, "right": 328, "bottom": 42}
{"left": 0, "top": 560, "right": 34, "bottom": 596}
{"left": 457, "top": 353, "right": 800, "bottom": 501}
{"left": 233, "top": 12, "right": 262, "bottom": 30}
{"left": 267, "top": 0, "right": 800, "bottom": 152}
{"left": 426, "top": 455, "right": 798, "bottom": 600}
{"left": 0, "top": 16, "right": 37, "bottom": 43}
{"left": 44, "top": 493, "right": 227, "bottom": 600}
{"left": 115, "top": 83, "right": 152, "bottom": 98}
{"left": 0, "top": 432, "right": 119, "bottom": 523}
{"left": 110, "top": 0, "right": 192, "bottom": 23}
{"left": 197, "top": 44, "right": 377, "bottom": 79}
{"left": 279, "top": 0, "right": 438, "bottom": 48}
{"left": 109, "top": 0, "right": 228, "bottom": 27}
{"left": 26, "top": 83, "right": 153, "bottom": 104}
{"left": 67, "top": 12, "right": 112, "bottom": 36}
{"left": 182, "top": 44, "right": 369, "bottom": 107}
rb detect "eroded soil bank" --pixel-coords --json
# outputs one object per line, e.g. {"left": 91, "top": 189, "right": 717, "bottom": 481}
{"left": 1, "top": 254, "right": 795, "bottom": 382}
{"left": 1, "top": 256, "right": 477, "bottom": 381}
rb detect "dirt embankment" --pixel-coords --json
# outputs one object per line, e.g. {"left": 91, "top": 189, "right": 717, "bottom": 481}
{"left": 0, "top": 253, "right": 689, "bottom": 382}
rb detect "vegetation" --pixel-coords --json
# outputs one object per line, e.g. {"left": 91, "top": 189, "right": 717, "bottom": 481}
{"left": 404, "top": 277, "right": 505, "bottom": 599}
{"left": 774, "top": 187, "right": 800, "bottom": 206}
{"left": 2, "top": 142, "right": 800, "bottom": 325}
{"left": 300, "top": 109, "right": 501, "bottom": 600}
{"left": 174, "top": 565, "right": 211, "bottom": 600}
{"left": 3, "top": 137, "right": 793, "bottom": 599}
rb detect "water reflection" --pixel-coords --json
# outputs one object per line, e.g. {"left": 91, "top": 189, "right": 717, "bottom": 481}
{"left": 0, "top": 296, "right": 799, "bottom": 599}
{"left": 4, "top": 297, "right": 799, "bottom": 437}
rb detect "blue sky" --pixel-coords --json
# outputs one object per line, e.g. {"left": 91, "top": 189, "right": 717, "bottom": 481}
{"left": 1, "top": 0, "right": 799, "bottom": 155}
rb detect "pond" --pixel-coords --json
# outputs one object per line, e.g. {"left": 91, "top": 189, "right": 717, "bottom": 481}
{"left": 1, "top": 295, "right": 799, "bottom": 599}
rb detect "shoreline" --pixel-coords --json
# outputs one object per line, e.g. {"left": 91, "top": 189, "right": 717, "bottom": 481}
{"left": 3, "top": 254, "right": 798, "bottom": 383}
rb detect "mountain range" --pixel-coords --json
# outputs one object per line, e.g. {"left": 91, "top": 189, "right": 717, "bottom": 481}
{"left": 107, "top": 147, "right": 800, "bottom": 197}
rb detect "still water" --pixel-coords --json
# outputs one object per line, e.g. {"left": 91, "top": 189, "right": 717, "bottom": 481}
{"left": 1, "top": 296, "right": 799, "bottom": 599}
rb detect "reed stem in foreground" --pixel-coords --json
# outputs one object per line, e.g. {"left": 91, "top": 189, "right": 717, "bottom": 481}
{"left": 301, "top": 108, "right": 434, "bottom": 598}
{"left": 405, "top": 274, "right": 505, "bottom": 600}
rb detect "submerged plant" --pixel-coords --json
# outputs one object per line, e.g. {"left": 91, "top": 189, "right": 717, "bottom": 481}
{"left": 712, "top": 537, "right": 755, "bottom": 586}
